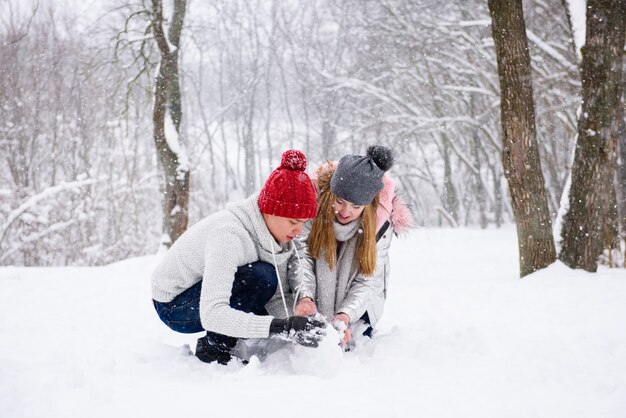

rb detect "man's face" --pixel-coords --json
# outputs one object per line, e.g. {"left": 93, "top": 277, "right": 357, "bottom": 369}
{"left": 263, "top": 214, "right": 308, "bottom": 244}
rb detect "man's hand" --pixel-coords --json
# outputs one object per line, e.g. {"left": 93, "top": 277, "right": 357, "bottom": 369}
{"left": 270, "top": 316, "right": 326, "bottom": 347}
{"left": 294, "top": 297, "right": 317, "bottom": 316}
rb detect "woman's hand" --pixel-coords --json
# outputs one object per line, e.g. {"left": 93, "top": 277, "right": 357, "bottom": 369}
{"left": 332, "top": 313, "right": 352, "bottom": 347}
{"left": 294, "top": 297, "right": 318, "bottom": 316}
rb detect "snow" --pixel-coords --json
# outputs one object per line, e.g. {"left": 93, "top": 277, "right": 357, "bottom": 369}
{"left": 553, "top": 135, "right": 578, "bottom": 251}
{"left": 553, "top": 168, "right": 572, "bottom": 252}
{"left": 565, "top": 0, "right": 587, "bottom": 61}
{"left": 164, "top": 111, "right": 190, "bottom": 178}
{"left": 2, "top": 226, "right": 626, "bottom": 417}
{"left": 526, "top": 30, "right": 578, "bottom": 72}
{"left": 0, "top": 178, "right": 99, "bottom": 244}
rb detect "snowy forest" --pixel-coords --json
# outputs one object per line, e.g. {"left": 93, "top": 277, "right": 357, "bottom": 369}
{"left": 1, "top": 0, "right": 624, "bottom": 271}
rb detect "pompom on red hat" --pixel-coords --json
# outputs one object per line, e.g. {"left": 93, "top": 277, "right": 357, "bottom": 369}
{"left": 258, "top": 150, "right": 318, "bottom": 219}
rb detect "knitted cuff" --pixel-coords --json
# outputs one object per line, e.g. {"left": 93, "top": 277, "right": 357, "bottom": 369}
{"left": 269, "top": 318, "right": 287, "bottom": 334}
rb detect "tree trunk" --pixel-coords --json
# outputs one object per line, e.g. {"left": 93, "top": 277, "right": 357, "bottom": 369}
{"left": 151, "top": 0, "right": 189, "bottom": 247}
{"left": 558, "top": 0, "right": 626, "bottom": 271}
{"left": 492, "top": 166, "right": 504, "bottom": 228}
{"left": 488, "top": 0, "right": 557, "bottom": 277}
{"left": 442, "top": 138, "right": 459, "bottom": 225}
{"left": 243, "top": 88, "right": 257, "bottom": 197}
{"left": 472, "top": 134, "right": 488, "bottom": 229}
{"left": 618, "top": 107, "right": 626, "bottom": 258}
{"left": 321, "top": 119, "right": 336, "bottom": 158}
{"left": 615, "top": 83, "right": 626, "bottom": 268}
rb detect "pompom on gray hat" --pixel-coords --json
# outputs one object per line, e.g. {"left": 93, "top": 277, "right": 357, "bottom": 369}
{"left": 330, "top": 145, "right": 394, "bottom": 206}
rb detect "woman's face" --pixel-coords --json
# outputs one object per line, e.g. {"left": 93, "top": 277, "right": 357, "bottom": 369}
{"left": 332, "top": 196, "right": 366, "bottom": 224}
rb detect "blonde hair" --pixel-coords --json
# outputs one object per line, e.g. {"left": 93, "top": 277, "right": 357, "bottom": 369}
{"left": 308, "top": 165, "right": 379, "bottom": 276}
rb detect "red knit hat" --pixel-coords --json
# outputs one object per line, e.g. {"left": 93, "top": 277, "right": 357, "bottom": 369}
{"left": 258, "top": 150, "right": 318, "bottom": 219}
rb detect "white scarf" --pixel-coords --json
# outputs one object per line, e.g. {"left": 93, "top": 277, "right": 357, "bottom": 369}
{"left": 316, "top": 219, "right": 361, "bottom": 320}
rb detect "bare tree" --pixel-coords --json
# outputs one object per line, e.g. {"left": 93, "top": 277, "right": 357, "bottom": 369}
{"left": 0, "top": 0, "right": 588, "bottom": 266}
{"left": 488, "top": 0, "right": 556, "bottom": 277}
{"left": 617, "top": 106, "right": 626, "bottom": 265}
{"left": 1, "top": 2, "right": 162, "bottom": 266}
{"left": 151, "top": 0, "right": 189, "bottom": 247}
{"left": 559, "top": 0, "right": 626, "bottom": 271}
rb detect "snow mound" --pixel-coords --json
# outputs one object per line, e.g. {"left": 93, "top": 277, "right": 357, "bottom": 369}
{"left": 289, "top": 324, "right": 343, "bottom": 377}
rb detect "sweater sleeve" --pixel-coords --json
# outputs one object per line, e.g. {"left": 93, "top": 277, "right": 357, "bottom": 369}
{"left": 199, "top": 228, "right": 274, "bottom": 339}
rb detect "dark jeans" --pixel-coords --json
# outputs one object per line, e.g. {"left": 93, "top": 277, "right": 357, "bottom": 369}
{"left": 360, "top": 312, "right": 374, "bottom": 337}
{"left": 153, "top": 261, "right": 278, "bottom": 349}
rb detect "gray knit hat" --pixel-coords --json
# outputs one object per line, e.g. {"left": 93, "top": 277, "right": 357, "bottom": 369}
{"left": 330, "top": 145, "right": 394, "bottom": 206}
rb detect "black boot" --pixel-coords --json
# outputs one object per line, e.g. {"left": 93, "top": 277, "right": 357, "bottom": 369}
{"left": 195, "top": 332, "right": 236, "bottom": 365}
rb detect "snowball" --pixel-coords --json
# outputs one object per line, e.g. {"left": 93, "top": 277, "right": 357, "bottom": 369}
{"left": 288, "top": 324, "right": 343, "bottom": 378}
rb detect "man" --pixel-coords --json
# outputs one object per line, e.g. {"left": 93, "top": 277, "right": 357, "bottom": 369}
{"left": 152, "top": 150, "right": 324, "bottom": 364}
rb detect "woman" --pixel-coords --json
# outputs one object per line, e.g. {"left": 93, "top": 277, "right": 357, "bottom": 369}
{"left": 290, "top": 145, "right": 413, "bottom": 346}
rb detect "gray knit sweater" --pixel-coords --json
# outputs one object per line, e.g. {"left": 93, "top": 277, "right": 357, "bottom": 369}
{"left": 151, "top": 193, "right": 295, "bottom": 339}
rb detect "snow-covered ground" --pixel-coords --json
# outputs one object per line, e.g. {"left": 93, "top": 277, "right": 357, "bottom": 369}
{"left": 1, "top": 226, "right": 625, "bottom": 418}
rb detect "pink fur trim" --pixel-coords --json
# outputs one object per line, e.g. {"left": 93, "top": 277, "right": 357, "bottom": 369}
{"left": 375, "top": 175, "right": 395, "bottom": 231}
{"left": 376, "top": 176, "right": 414, "bottom": 234}
{"left": 390, "top": 195, "right": 414, "bottom": 235}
